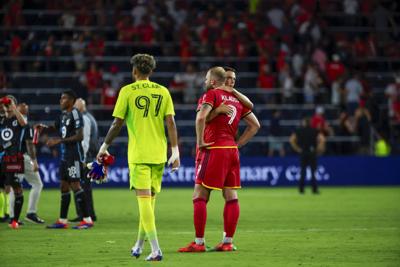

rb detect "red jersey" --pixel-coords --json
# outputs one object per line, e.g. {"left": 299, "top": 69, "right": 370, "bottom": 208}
{"left": 197, "top": 88, "right": 251, "bottom": 147}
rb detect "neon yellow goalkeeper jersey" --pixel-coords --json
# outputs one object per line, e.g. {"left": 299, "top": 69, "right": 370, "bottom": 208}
{"left": 112, "top": 79, "right": 175, "bottom": 164}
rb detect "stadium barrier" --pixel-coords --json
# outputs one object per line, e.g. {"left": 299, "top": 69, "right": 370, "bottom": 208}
{"left": 34, "top": 156, "right": 399, "bottom": 188}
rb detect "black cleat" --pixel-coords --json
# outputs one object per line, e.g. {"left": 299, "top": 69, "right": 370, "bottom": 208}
{"left": 25, "top": 213, "right": 45, "bottom": 224}
{"left": 0, "top": 214, "right": 10, "bottom": 223}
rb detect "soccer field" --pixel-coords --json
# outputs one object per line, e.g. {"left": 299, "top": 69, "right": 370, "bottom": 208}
{"left": 1, "top": 187, "right": 399, "bottom": 267}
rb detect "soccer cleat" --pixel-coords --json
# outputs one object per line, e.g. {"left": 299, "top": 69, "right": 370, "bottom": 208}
{"left": 178, "top": 241, "right": 206, "bottom": 252}
{"left": 46, "top": 220, "right": 68, "bottom": 229}
{"left": 25, "top": 213, "right": 45, "bottom": 224}
{"left": 0, "top": 214, "right": 10, "bottom": 223}
{"left": 212, "top": 242, "right": 237, "bottom": 252}
{"left": 9, "top": 218, "right": 24, "bottom": 225}
{"left": 131, "top": 247, "right": 142, "bottom": 258}
{"left": 145, "top": 250, "right": 163, "bottom": 261}
{"left": 9, "top": 220, "right": 19, "bottom": 229}
{"left": 72, "top": 220, "right": 94, "bottom": 229}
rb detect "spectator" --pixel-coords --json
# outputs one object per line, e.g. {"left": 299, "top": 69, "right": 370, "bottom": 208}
{"left": 291, "top": 48, "right": 305, "bottom": 79}
{"left": 87, "top": 34, "right": 105, "bottom": 58}
{"left": 103, "top": 65, "right": 124, "bottom": 91}
{"left": 385, "top": 72, "right": 400, "bottom": 120}
{"left": 257, "top": 64, "right": 276, "bottom": 103}
{"left": 336, "top": 110, "right": 354, "bottom": 154}
{"left": 354, "top": 103, "right": 372, "bottom": 155}
{"left": 331, "top": 76, "right": 346, "bottom": 110}
{"left": 131, "top": 0, "right": 147, "bottom": 26}
{"left": 116, "top": 16, "right": 137, "bottom": 43}
{"left": 343, "top": 0, "right": 359, "bottom": 15}
{"left": 312, "top": 46, "right": 328, "bottom": 72}
{"left": 345, "top": 73, "right": 363, "bottom": 115}
{"left": 303, "top": 63, "right": 322, "bottom": 104}
{"left": 60, "top": 10, "right": 76, "bottom": 30}
{"left": 268, "top": 110, "right": 285, "bottom": 157}
{"left": 257, "top": 64, "right": 276, "bottom": 89}
{"left": 170, "top": 63, "right": 203, "bottom": 104}
{"left": 76, "top": 6, "right": 92, "bottom": 26}
{"left": 71, "top": 33, "right": 86, "bottom": 72}
{"left": 43, "top": 35, "right": 58, "bottom": 71}
{"left": 136, "top": 15, "right": 155, "bottom": 44}
{"left": 80, "top": 62, "right": 103, "bottom": 104}
{"left": 267, "top": 3, "right": 285, "bottom": 30}
{"left": 167, "top": 0, "right": 188, "bottom": 29}
{"left": 326, "top": 54, "right": 346, "bottom": 84}
{"left": 311, "top": 106, "right": 334, "bottom": 136}
{"left": 279, "top": 64, "right": 295, "bottom": 104}
{"left": 3, "top": 0, "right": 24, "bottom": 28}
{"left": 101, "top": 80, "right": 118, "bottom": 109}
{"left": 215, "top": 29, "right": 235, "bottom": 57}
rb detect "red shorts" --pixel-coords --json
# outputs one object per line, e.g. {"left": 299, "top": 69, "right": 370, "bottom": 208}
{"left": 195, "top": 148, "right": 241, "bottom": 190}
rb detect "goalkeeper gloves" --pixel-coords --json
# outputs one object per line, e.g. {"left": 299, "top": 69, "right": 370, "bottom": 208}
{"left": 167, "top": 146, "right": 180, "bottom": 172}
{"left": 87, "top": 154, "right": 115, "bottom": 183}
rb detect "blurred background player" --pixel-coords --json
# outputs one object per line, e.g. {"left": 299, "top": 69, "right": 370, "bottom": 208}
{"left": 96, "top": 54, "right": 180, "bottom": 261}
{"left": 290, "top": 117, "right": 326, "bottom": 194}
{"left": 0, "top": 99, "right": 10, "bottom": 222}
{"left": 179, "top": 67, "right": 260, "bottom": 252}
{"left": 37, "top": 90, "right": 94, "bottom": 229}
{"left": 0, "top": 95, "right": 29, "bottom": 229}
{"left": 8, "top": 102, "right": 44, "bottom": 224}
{"left": 72, "top": 98, "right": 98, "bottom": 222}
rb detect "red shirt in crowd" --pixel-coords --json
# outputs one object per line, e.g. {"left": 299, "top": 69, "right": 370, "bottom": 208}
{"left": 88, "top": 38, "right": 105, "bottom": 57}
{"left": 258, "top": 73, "right": 276, "bottom": 89}
{"left": 102, "top": 86, "right": 118, "bottom": 107}
{"left": 311, "top": 114, "right": 327, "bottom": 130}
{"left": 326, "top": 61, "right": 345, "bottom": 83}
{"left": 137, "top": 23, "right": 154, "bottom": 44}
{"left": 85, "top": 69, "right": 102, "bottom": 92}
{"left": 10, "top": 35, "right": 22, "bottom": 57}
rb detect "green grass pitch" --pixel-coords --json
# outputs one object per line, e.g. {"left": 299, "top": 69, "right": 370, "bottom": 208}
{"left": 1, "top": 187, "right": 399, "bottom": 267}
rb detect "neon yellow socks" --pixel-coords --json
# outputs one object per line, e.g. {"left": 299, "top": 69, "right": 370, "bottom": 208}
{"left": 137, "top": 196, "right": 160, "bottom": 252}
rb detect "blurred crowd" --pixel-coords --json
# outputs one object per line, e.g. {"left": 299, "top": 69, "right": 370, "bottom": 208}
{"left": 1, "top": 0, "right": 399, "bottom": 156}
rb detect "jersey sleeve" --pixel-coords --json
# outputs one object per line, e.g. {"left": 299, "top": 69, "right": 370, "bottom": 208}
{"left": 200, "top": 90, "right": 216, "bottom": 109}
{"left": 112, "top": 87, "right": 128, "bottom": 119}
{"left": 164, "top": 89, "right": 175, "bottom": 116}
{"left": 72, "top": 109, "right": 83, "bottom": 130}
{"left": 240, "top": 104, "right": 252, "bottom": 118}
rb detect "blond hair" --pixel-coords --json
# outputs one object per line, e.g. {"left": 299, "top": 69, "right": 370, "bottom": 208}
{"left": 209, "top": 66, "right": 226, "bottom": 84}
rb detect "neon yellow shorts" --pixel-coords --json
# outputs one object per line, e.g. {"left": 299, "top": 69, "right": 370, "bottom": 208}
{"left": 129, "top": 163, "right": 165, "bottom": 193}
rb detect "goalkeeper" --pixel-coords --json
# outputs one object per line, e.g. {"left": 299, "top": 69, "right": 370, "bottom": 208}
{"left": 96, "top": 54, "right": 180, "bottom": 261}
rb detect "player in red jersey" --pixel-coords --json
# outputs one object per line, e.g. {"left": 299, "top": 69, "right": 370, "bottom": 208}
{"left": 194, "top": 66, "right": 253, "bottom": 175}
{"left": 179, "top": 67, "right": 260, "bottom": 252}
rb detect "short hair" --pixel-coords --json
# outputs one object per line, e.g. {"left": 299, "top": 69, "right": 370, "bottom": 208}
{"left": 6, "top": 95, "right": 17, "bottom": 104}
{"left": 209, "top": 66, "right": 226, "bottom": 83}
{"left": 223, "top": 66, "right": 236, "bottom": 73}
{"left": 62, "top": 89, "right": 78, "bottom": 102}
{"left": 130, "top": 54, "right": 156, "bottom": 75}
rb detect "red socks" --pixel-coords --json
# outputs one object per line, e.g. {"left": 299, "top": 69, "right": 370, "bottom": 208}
{"left": 224, "top": 199, "right": 240, "bottom": 238}
{"left": 193, "top": 198, "right": 207, "bottom": 238}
